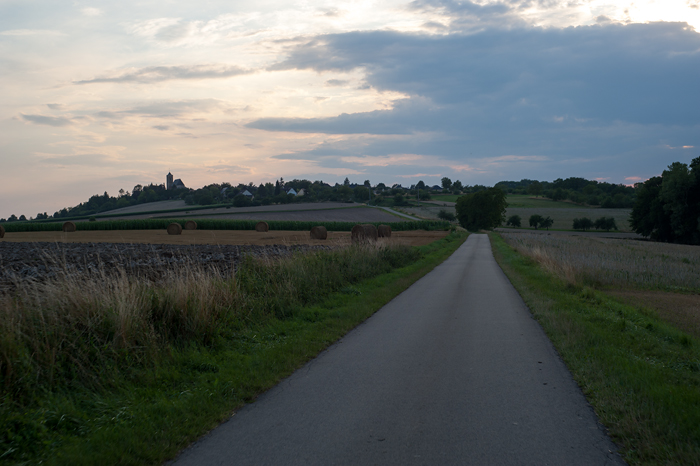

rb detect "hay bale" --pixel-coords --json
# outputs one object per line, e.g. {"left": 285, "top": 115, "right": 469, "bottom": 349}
{"left": 310, "top": 226, "right": 328, "bottom": 240}
{"left": 377, "top": 224, "right": 392, "bottom": 238}
{"left": 255, "top": 221, "right": 269, "bottom": 232}
{"left": 62, "top": 221, "right": 76, "bottom": 233}
{"left": 351, "top": 224, "right": 378, "bottom": 243}
{"left": 167, "top": 223, "right": 183, "bottom": 235}
{"left": 0, "top": 225, "right": 4, "bottom": 238}
{"left": 184, "top": 220, "right": 197, "bottom": 230}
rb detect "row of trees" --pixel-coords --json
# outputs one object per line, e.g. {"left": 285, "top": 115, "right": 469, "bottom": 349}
{"left": 630, "top": 158, "right": 700, "bottom": 244}
{"left": 495, "top": 177, "right": 636, "bottom": 208}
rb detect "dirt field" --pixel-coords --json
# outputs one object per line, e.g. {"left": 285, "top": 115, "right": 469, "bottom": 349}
{"left": 2, "top": 230, "right": 449, "bottom": 247}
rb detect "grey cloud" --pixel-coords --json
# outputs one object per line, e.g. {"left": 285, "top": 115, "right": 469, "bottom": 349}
{"left": 21, "top": 114, "right": 74, "bottom": 127}
{"left": 74, "top": 64, "right": 253, "bottom": 84}
{"left": 40, "top": 154, "right": 112, "bottom": 166}
{"left": 326, "top": 79, "right": 349, "bottom": 86}
{"left": 95, "top": 99, "right": 222, "bottom": 119}
{"left": 152, "top": 125, "right": 170, "bottom": 131}
{"left": 155, "top": 22, "right": 192, "bottom": 42}
{"left": 268, "top": 23, "right": 700, "bottom": 127}
{"left": 46, "top": 103, "right": 64, "bottom": 110}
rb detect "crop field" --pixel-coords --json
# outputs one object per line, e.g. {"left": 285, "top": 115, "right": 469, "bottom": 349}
{"left": 1, "top": 229, "right": 449, "bottom": 247}
{"left": 503, "top": 206, "right": 633, "bottom": 231}
{"left": 499, "top": 231, "right": 700, "bottom": 291}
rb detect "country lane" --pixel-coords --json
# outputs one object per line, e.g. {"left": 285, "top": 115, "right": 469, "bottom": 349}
{"left": 172, "top": 233, "right": 625, "bottom": 465}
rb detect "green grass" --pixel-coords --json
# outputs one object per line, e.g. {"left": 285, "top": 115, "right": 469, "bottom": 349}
{"left": 0, "top": 232, "right": 467, "bottom": 465}
{"left": 489, "top": 232, "right": 700, "bottom": 465}
{"left": 504, "top": 207, "right": 633, "bottom": 231}
{"left": 505, "top": 194, "right": 584, "bottom": 208}
{"left": 2, "top": 218, "right": 450, "bottom": 233}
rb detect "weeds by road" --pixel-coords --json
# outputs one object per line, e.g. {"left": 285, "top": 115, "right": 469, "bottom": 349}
{"left": 0, "top": 232, "right": 467, "bottom": 465}
{"left": 491, "top": 232, "right": 700, "bottom": 465}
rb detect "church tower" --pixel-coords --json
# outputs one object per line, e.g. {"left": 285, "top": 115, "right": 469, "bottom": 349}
{"left": 166, "top": 172, "right": 174, "bottom": 190}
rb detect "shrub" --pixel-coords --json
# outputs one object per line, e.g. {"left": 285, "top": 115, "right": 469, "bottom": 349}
{"left": 594, "top": 217, "right": 618, "bottom": 231}
{"left": 438, "top": 209, "right": 456, "bottom": 222}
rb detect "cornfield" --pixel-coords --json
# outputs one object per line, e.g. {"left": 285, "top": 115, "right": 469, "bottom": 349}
{"left": 499, "top": 232, "right": 700, "bottom": 292}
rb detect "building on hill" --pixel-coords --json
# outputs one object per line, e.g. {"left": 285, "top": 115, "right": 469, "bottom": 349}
{"left": 166, "top": 172, "right": 186, "bottom": 190}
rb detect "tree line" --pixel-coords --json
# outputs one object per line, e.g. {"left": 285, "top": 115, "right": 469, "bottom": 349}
{"left": 630, "top": 157, "right": 700, "bottom": 244}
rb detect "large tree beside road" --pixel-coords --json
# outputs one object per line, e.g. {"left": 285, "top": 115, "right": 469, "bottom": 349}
{"left": 455, "top": 188, "right": 507, "bottom": 231}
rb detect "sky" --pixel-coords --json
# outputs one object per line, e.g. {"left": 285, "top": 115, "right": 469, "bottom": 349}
{"left": 1, "top": 0, "right": 699, "bottom": 219}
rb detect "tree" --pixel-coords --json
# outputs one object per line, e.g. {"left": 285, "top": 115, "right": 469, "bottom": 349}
{"left": 551, "top": 187, "right": 565, "bottom": 201}
{"left": 274, "top": 180, "right": 281, "bottom": 195}
{"left": 529, "top": 214, "right": 544, "bottom": 229}
{"left": 393, "top": 194, "right": 405, "bottom": 206}
{"left": 527, "top": 181, "right": 542, "bottom": 197}
{"left": 441, "top": 177, "right": 452, "bottom": 191}
{"left": 540, "top": 216, "right": 553, "bottom": 230}
{"left": 416, "top": 180, "right": 426, "bottom": 190}
{"left": 19, "top": 215, "right": 27, "bottom": 221}
{"left": 572, "top": 217, "right": 593, "bottom": 231}
{"left": 506, "top": 215, "right": 521, "bottom": 227}
{"left": 452, "top": 180, "right": 463, "bottom": 193}
{"left": 594, "top": 217, "right": 618, "bottom": 231}
{"left": 455, "top": 188, "right": 507, "bottom": 231}
{"left": 343, "top": 177, "right": 350, "bottom": 186}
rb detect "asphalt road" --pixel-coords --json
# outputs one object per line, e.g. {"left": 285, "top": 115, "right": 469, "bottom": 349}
{"left": 172, "top": 234, "right": 625, "bottom": 465}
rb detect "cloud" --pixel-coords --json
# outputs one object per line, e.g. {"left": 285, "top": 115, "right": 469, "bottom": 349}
{"left": 0, "top": 29, "right": 66, "bottom": 36}
{"left": 325, "top": 79, "right": 349, "bottom": 86}
{"left": 46, "top": 103, "right": 65, "bottom": 110}
{"left": 81, "top": 7, "right": 101, "bottom": 17}
{"left": 20, "top": 114, "right": 74, "bottom": 127}
{"left": 152, "top": 125, "right": 170, "bottom": 131}
{"left": 74, "top": 64, "right": 254, "bottom": 84}
{"left": 95, "top": 99, "right": 223, "bottom": 119}
{"left": 39, "top": 154, "right": 113, "bottom": 166}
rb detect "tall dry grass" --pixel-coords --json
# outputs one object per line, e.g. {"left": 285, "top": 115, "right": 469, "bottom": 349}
{"left": 499, "top": 232, "right": 700, "bottom": 291}
{"left": 0, "top": 243, "right": 419, "bottom": 401}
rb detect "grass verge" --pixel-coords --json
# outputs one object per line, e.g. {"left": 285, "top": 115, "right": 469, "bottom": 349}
{"left": 1, "top": 232, "right": 467, "bottom": 465}
{"left": 489, "top": 232, "right": 700, "bottom": 465}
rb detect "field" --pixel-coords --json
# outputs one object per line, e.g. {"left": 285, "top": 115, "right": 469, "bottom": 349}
{"left": 503, "top": 207, "right": 632, "bottom": 231}
{"left": 1, "top": 229, "right": 448, "bottom": 247}
{"left": 0, "top": 224, "right": 468, "bottom": 464}
{"left": 504, "top": 194, "right": 584, "bottom": 208}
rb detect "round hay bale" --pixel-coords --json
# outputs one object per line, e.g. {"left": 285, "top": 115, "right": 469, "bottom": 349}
{"left": 167, "top": 223, "right": 183, "bottom": 235}
{"left": 377, "top": 224, "right": 392, "bottom": 238}
{"left": 62, "top": 221, "right": 76, "bottom": 233}
{"left": 184, "top": 220, "right": 197, "bottom": 230}
{"left": 255, "top": 221, "right": 269, "bottom": 232}
{"left": 310, "top": 226, "right": 328, "bottom": 240}
{"left": 0, "top": 225, "right": 4, "bottom": 238}
{"left": 351, "top": 224, "right": 378, "bottom": 243}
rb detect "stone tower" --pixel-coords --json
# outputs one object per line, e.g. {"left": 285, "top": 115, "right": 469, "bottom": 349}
{"left": 167, "top": 172, "right": 174, "bottom": 190}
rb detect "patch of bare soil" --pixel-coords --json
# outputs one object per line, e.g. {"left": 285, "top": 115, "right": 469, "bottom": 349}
{"left": 606, "top": 290, "right": 700, "bottom": 339}
{"left": 2, "top": 230, "right": 448, "bottom": 247}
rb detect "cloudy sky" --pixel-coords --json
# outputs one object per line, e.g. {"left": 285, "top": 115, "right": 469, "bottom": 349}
{"left": 1, "top": 0, "right": 699, "bottom": 218}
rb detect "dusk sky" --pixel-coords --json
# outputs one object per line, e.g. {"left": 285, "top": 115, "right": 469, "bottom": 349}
{"left": 1, "top": 0, "right": 699, "bottom": 219}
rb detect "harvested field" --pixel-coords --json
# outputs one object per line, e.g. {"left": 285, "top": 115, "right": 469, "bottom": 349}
{"left": 1, "top": 229, "right": 448, "bottom": 247}
{"left": 95, "top": 202, "right": 377, "bottom": 220}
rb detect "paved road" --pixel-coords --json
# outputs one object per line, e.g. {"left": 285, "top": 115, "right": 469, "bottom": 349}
{"left": 173, "top": 234, "right": 624, "bottom": 465}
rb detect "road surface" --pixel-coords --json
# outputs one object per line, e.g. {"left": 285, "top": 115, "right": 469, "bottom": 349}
{"left": 173, "top": 234, "right": 624, "bottom": 465}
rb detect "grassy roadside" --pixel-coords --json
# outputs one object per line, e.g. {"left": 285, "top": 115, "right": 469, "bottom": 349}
{"left": 489, "top": 232, "right": 700, "bottom": 465}
{"left": 1, "top": 232, "right": 467, "bottom": 465}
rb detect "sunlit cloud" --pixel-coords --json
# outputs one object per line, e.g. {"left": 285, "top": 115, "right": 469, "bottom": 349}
{"left": 74, "top": 65, "right": 254, "bottom": 84}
